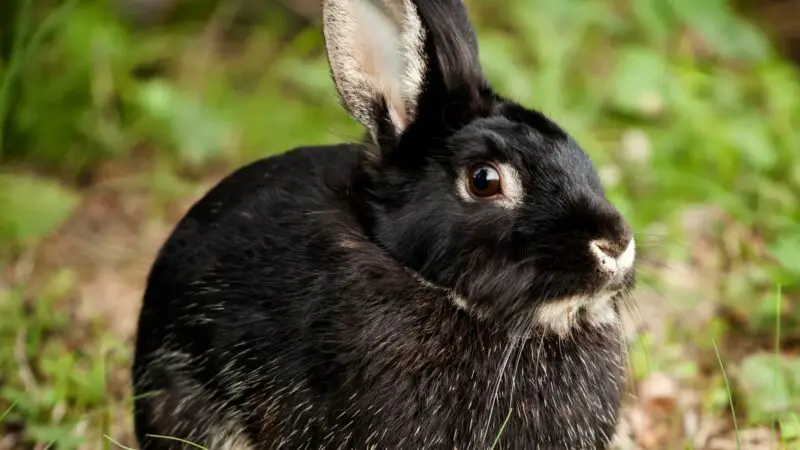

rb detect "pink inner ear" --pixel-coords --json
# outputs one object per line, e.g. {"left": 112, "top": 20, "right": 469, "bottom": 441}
{"left": 357, "top": 36, "right": 409, "bottom": 133}
{"left": 323, "top": 0, "right": 424, "bottom": 137}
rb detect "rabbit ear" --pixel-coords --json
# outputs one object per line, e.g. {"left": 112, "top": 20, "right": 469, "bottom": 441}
{"left": 322, "top": 0, "right": 427, "bottom": 140}
{"left": 413, "top": 0, "right": 484, "bottom": 96}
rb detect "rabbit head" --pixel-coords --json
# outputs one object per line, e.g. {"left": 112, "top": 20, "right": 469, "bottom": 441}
{"left": 323, "top": 0, "right": 635, "bottom": 336}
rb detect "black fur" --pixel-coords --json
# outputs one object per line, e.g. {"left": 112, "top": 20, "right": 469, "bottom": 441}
{"left": 132, "top": 1, "right": 636, "bottom": 449}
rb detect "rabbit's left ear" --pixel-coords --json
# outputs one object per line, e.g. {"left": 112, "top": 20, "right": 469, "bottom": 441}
{"left": 322, "top": 0, "right": 426, "bottom": 141}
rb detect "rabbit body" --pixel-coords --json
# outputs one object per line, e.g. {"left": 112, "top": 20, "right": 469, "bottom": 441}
{"left": 133, "top": 1, "right": 636, "bottom": 449}
{"left": 133, "top": 144, "right": 626, "bottom": 449}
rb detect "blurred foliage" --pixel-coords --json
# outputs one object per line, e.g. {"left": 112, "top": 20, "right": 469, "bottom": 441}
{"left": 0, "top": 272, "right": 131, "bottom": 449}
{"left": 0, "top": 172, "right": 78, "bottom": 251}
{"left": 0, "top": 0, "right": 356, "bottom": 176}
{"left": 0, "top": 0, "right": 799, "bottom": 447}
{"left": 738, "top": 353, "right": 800, "bottom": 423}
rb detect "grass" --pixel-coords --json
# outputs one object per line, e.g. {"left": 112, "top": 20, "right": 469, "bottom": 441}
{"left": 490, "top": 408, "right": 515, "bottom": 449}
{"left": 104, "top": 434, "right": 137, "bottom": 450}
{"left": 105, "top": 434, "right": 210, "bottom": 450}
{"left": 713, "top": 338, "right": 741, "bottom": 450}
{"left": 142, "top": 435, "right": 208, "bottom": 449}
{"left": 0, "top": 0, "right": 799, "bottom": 448}
{"left": 773, "top": 284, "right": 783, "bottom": 444}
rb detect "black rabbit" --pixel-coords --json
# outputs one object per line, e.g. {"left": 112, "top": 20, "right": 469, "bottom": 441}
{"left": 132, "top": 0, "right": 637, "bottom": 448}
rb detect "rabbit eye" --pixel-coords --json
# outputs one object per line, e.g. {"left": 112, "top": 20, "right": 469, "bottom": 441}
{"left": 467, "top": 163, "right": 502, "bottom": 198}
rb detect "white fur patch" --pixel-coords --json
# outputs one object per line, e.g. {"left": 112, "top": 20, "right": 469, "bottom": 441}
{"left": 407, "top": 267, "right": 620, "bottom": 335}
{"left": 533, "top": 293, "right": 618, "bottom": 338}
{"left": 405, "top": 238, "right": 632, "bottom": 337}
{"left": 455, "top": 162, "right": 524, "bottom": 208}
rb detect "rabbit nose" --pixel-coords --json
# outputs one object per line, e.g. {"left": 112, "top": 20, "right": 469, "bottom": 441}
{"left": 589, "top": 237, "right": 636, "bottom": 275}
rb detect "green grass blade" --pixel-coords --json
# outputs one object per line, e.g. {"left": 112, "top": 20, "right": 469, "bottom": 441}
{"left": 0, "top": 0, "right": 33, "bottom": 155}
{"left": 713, "top": 338, "right": 741, "bottom": 450}
{"left": 103, "top": 435, "right": 137, "bottom": 450}
{"left": 145, "top": 434, "right": 209, "bottom": 450}
{"left": 0, "top": 401, "right": 17, "bottom": 423}
{"left": 0, "top": 0, "right": 80, "bottom": 155}
{"left": 490, "top": 408, "right": 514, "bottom": 450}
{"left": 772, "top": 284, "right": 782, "bottom": 444}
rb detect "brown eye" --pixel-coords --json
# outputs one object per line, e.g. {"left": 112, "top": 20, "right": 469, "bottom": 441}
{"left": 467, "top": 163, "right": 502, "bottom": 198}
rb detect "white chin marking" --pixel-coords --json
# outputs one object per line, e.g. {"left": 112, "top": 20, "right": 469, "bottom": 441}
{"left": 533, "top": 293, "right": 618, "bottom": 337}
{"left": 407, "top": 268, "right": 620, "bottom": 333}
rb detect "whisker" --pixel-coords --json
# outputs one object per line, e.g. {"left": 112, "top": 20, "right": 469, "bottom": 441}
{"left": 532, "top": 326, "right": 547, "bottom": 395}
{"left": 485, "top": 324, "right": 520, "bottom": 442}
{"left": 617, "top": 292, "right": 654, "bottom": 408}
{"left": 636, "top": 256, "right": 682, "bottom": 274}
{"left": 619, "top": 292, "right": 648, "bottom": 336}
{"left": 632, "top": 270, "right": 683, "bottom": 315}
{"left": 633, "top": 232, "right": 691, "bottom": 250}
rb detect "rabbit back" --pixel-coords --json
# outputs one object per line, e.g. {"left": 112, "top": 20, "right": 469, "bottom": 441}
{"left": 132, "top": 143, "right": 365, "bottom": 447}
